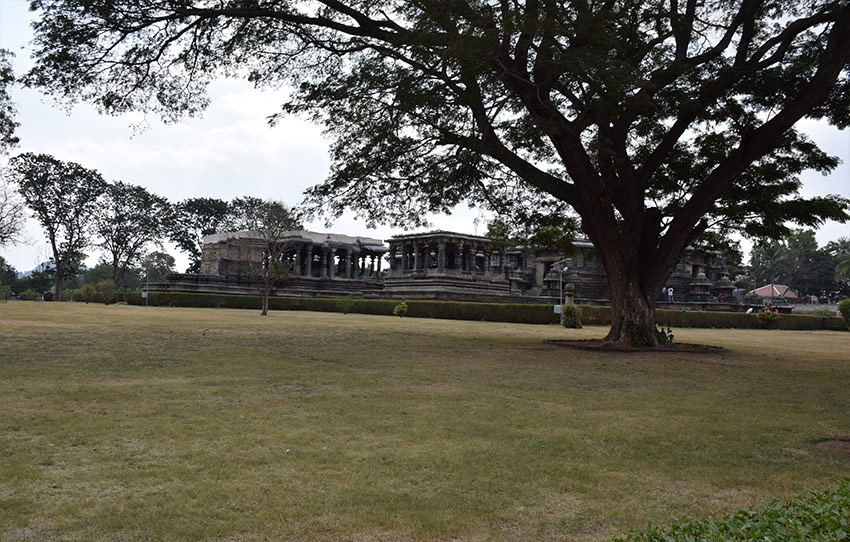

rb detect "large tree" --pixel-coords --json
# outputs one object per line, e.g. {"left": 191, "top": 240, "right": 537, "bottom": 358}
{"left": 95, "top": 181, "right": 174, "bottom": 288}
{"left": 24, "top": 0, "right": 850, "bottom": 344}
{"left": 7, "top": 153, "right": 106, "bottom": 301}
{"left": 0, "top": 177, "right": 26, "bottom": 247}
{"left": 0, "top": 49, "right": 19, "bottom": 154}
{"left": 170, "top": 197, "right": 233, "bottom": 273}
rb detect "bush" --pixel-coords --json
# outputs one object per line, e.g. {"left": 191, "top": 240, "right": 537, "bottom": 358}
{"left": 42, "top": 290, "right": 54, "bottom": 302}
{"left": 839, "top": 299, "right": 850, "bottom": 331}
{"left": 120, "top": 291, "right": 848, "bottom": 331}
{"left": 95, "top": 280, "right": 115, "bottom": 305}
{"left": 615, "top": 479, "right": 850, "bottom": 541}
{"left": 393, "top": 300, "right": 408, "bottom": 317}
{"left": 78, "top": 284, "right": 96, "bottom": 303}
{"left": 757, "top": 308, "right": 782, "bottom": 328}
{"left": 561, "top": 304, "right": 582, "bottom": 328}
{"left": 18, "top": 289, "right": 38, "bottom": 301}
{"left": 335, "top": 296, "right": 355, "bottom": 314}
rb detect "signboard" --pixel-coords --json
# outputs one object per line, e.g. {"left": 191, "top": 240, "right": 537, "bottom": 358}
{"left": 553, "top": 305, "right": 561, "bottom": 314}
{"left": 141, "top": 291, "right": 148, "bottom": 298}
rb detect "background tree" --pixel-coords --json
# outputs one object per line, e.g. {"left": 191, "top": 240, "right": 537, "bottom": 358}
{"left": 230, "top": 198, "right": 301, "bottom": 316}
{"left": 95, "top": 181, "right": 173, "bottom": 288}
{"left": 0, "top": 49, "right": 19, "bottom": 154}
{"left": 0, "top": 177, "right": 26, "bottom": 247}
{"left": 170, "top": 197, "right": 233, "bottom": 273}
{"left": 7, "top": 153, "right": 106, "bottom": 301}
{"left": 24, "top": 1, "right": 850, "bottom": 344}
{"left": 140, "top": 251, "right": 177, "bottom": 283}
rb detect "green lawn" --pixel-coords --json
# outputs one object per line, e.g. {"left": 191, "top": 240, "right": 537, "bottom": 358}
{"left": 1, "top": 302, "right": 848, "bottom": 541}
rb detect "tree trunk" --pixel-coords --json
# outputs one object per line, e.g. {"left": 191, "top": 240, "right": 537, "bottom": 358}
{"left": 603, "top": 260, "right": 666, "bottom": 347}
{"left": 54, "top": 266, "right": 64, "bottom": 302}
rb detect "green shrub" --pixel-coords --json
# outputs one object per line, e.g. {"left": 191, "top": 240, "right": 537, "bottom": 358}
{"left": 95, "top": 280, "right": 115, "bottom": 305}
{"left": 561, "top": 304, "right": 582, "bottom": 328}
{"left": 615, "top": 479, "right": 850, "bottom": 541}
{"left": 393, "top": 300, "right": 408, "bottom": 317}
{"left": 757, "top": 308, "right": 782, "bottom": 328}
{"left": 19, "top": 289, "right": 38, "bottom": 301}
{"left": 78, "top": 284, "right": 96, "bottom": 303}
{"left": 335, "top": 296, "right": 355, "bottom": 314}
{"left": 122, "top": 292, "right": 847, "bottom": 331}
{"left": 839, "top": 299, "right": 850, "bottom": 331}
{"left": 42, "top": 290, "right": 54, "bottom": 302}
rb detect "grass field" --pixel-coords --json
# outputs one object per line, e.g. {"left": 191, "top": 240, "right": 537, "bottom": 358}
{"left": 1, "top": 302, "right": 848, "bottom": 541}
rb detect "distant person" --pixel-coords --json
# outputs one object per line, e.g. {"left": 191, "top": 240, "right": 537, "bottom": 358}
{"left": 661, "top": 287, "right": 667, "bottom": 301}
{"left": 668, "top": 287, "right": 674, "bottom": 303}
{"left": 746, "top": 307, "right": 754, "bottom": 313}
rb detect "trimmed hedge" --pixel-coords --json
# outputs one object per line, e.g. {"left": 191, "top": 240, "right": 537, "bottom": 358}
{"left": 122, "top": 291, "right": 847, "bottom": 331}
{"left": 615, "top": 479, "right": 850, "bottom": 541}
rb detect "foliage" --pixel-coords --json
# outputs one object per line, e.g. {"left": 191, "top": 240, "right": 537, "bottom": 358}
{"left": 6, "top": 153, "right": 106, "bottom": 301}
{"left": 140, "top": 251, "right": 176, "bottom": 283}
{"left": 748, "top": 230, "right": 850, "bottom": 299}
{"left": 18, "top": 289, "right": 38, "bottom": 301}
{"left": 615, "top": 480, "right": 850, "bottom": 542}
{"left": 95, "top": 181, "right": 173, "bottom": 288}
{"left": 42, "top": 290, "right": 54, "bottom": 302}
{"left": 0, "top": 177, "right": 25, "bottom": 246}
{"left": 560, "top": 304, "right": 582, "bottom": 329}
{"left": 335, "top": 296, "right": 355, "bottom": 315}
{"left": 78, "top": 283, "right": 95, "bottom": 303}
{"left": 22, "top": 0, "right": 850, "bottom": 346}
{"left": 0, "top": 255, "right": 17, "bottom": 289}
{"left": 95, "top": 279, "right": 115, "bottom": 305}
{"left": 231, "top": 198, "right": 302, "bottom": 316}
{"left": 393, "top": 301, "right": 408, "bottom": 318}
{"left": 839, "top": 299, "right": 850, "bottom": 331}
{"left": 757, "top": 309, "right": 783, "bottom": 329}
{"left": 0, "top": 49, "right": 18, "bottom": 154}
{"left": 170, "top": 197, "right": 232, "bottom": 273}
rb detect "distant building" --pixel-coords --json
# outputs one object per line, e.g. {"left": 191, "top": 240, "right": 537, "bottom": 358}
{"left": 747, "top": 284, "right": 800, "bottom": 304}
{"left": 156, "top": 229, "right": 738, "bottom": 308}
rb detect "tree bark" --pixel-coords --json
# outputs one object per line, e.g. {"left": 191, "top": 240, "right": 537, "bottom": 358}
{"left": 600, "top": 249, "right": 667, "bottom": 347}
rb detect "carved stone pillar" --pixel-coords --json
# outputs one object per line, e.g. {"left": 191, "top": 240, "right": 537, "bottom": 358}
{"left": 437, "top": 241, "right": 446, "bottom": 273}
{"left": 344, "top": 249, "right": 352, "bottom": 279}
{"left": 401, "top": 244, "right": 409, "bottom": 272}
{"left": 293, "top": 249, "right": 301, "bottom": 276}
{"left": 458, "top": 241, "right": 466, "bottom": 271}
{"left": 369, "top": 255, "right": 375, "bottom": 276}
{"left": 376, "top": 253, "right": 382, "bottom": 273}
{"left": 413, "top": 243, "right": 420, "bottom": 270}
{"left": 320, "top": 247, "right": 328, "bottom": 278}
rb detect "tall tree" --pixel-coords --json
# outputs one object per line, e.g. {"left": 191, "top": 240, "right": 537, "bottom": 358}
{"left": 24, "top": 1, "right": 850, "bottom": 344}
{"left": 0, "top": 49, "right": 19, "bottom": 154}
{"left": 95, "top": 181, "right": 174, "bottom": 288}
{"left": 170, "top": 197, "right": 233, "bottom": 273}
{"left": 0, "top": 177, "right": 26, "bottom": 247}
{"left": 7, "top": 153, "right": 106, "bottom": 300}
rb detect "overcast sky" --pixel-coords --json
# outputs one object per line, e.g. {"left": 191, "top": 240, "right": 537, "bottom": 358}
{"left": 1, "top": 0, "right": 848, "bottom": 273}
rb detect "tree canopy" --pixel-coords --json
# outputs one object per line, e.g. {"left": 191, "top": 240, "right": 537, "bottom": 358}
{"left": 23, "top": 0, "right": 850, "bottom": 344}
{"left": 6, "top": 152, "right": 107, "bottom": 300}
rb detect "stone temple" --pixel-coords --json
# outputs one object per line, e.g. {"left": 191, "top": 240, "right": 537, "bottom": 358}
{"left": 157, "top": 229, "right": 736, "bottom": 307}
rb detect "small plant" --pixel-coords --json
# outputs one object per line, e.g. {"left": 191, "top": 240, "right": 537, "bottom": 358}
{"left": 657, "top": 325, "right": 674, "bottom": 344}
{"left": 335, "top": 296, "right": 355, "bottom": 314}
{"left": 838, "top": 298, "right": 850, "bottom": 331}
{"left": 757, "top": 308, "right": 782, "bottom": 328}
{"left": 561, "top": 304, "right": 582, "bottom": 328}
{"left": 627, "top": 321, "right": 651, "bottom": 346}
{"left": 393, "top": 300, "right": 408, "bottom": 318}
{"left": 615, "top": 479, "right": 850, "bottom": 541}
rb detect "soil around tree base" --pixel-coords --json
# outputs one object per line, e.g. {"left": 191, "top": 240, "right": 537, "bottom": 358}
{"left": 544, "top": 339, "right": 725, "bottom": 354}
{"left": 816, "top": 439, "right": 850, "bottom": 459}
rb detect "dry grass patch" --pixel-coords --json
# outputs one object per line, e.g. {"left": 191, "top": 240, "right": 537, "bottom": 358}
{"left": 1, "top": 302, "right": 849, "bottom": 541}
